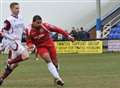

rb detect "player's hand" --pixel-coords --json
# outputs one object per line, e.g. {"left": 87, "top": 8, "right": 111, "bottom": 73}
{"left": 68, "top": 35, "right": 75, "bottom": 42}
{"left": 27, "top": 44, "right": 35, "bottom": 52}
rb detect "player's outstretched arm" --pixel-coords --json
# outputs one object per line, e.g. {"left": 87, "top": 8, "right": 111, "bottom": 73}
{"left": 26, "top": 35, "right": 35, "bottom": 52}
{"left": 43, "top": 23, "right": 74, "bottom": 42}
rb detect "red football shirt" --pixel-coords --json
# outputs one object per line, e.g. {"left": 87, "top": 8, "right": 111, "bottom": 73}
{"left": 27, "top": 23, "right": 69, "bottom": 47}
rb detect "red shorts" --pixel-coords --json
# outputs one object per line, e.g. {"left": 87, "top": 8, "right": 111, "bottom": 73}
{"left": 37, "top": 45, "right": 58, "bottom": 64}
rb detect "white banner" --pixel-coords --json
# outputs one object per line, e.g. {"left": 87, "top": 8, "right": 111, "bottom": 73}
{"left": 108, "top": 40, "right": 120, "bottom": 51}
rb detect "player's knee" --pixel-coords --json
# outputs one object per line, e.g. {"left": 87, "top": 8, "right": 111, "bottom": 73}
{"left": 21, "top": 51, "right": 29, "bottom": 60}
{"left": 42, "top": 53, "right": 52, "bottom": 63}
{"left": 22, "top": 56, "right": 29, "bottom": 60}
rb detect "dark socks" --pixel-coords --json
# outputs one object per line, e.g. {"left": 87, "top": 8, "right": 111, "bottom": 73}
{"left": 8, "top": 55, "right": 23, "bottom": 65}
{"left": 1, "top": 65, "right": 13, "bottom": 80}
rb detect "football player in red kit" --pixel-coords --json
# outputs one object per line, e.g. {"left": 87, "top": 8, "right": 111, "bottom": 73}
{"left": 27, "top": 15, "right": 74, "bottom": 86}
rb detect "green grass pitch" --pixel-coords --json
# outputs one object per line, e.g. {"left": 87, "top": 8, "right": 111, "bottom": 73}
{"left": 0, "top": 53, "right": 120, "bottom": 88}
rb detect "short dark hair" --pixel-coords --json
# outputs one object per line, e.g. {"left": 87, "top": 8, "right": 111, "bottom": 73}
{"left": 80, "top": 27, "right": 83, "bottom": 29}
{"left": 10, "top": 2, "right": 19, "bottom": 9}
{"left": 33, "top": 15, "right": 42, "bottom": 22}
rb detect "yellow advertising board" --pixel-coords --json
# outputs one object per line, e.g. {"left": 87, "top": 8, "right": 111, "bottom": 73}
{"left": 55, "top": 41, "right": 103, "bottom": 53}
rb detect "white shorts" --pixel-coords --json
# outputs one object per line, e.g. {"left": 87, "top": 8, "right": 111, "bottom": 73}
{"left": 9, "top": 43, "right": 26, "bottom": 59}
{"left": 8, "top": 41, "right": 26, "bottom": 59}
{"left": 1, "top": 38, "right": 26, "bottom": 59}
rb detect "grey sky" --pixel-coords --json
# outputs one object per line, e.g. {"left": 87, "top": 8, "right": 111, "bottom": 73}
{"left": 0, "top": 0, "right": 120, "bottom": 31}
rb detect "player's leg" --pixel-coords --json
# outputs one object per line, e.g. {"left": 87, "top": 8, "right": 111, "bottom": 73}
{"left": 48, "top": 46, "right": 59, "bottom": 72}
{"left": 7, "top": 42, "right": 29, "bottom": 65}
{"left": 4, "top": 44, "right": 29, "bottom": 79}
{"left": 0, "top": 64, "right": 18, "bottom": 83}
{"left": 48, "top": 46, "right": 65, "bottom": 86}
{"left": 0, "top": 44, "right": 29, "bottom": 85}
{"left": 0, "top": 50, "right": 18, "bottom": 85}
{"left": 38, "top": 47, "right": 64, "bottom": 86}
{"left": 0, "top": 53, "right": 29, "bottom": 85}
{"left": 0, "top": 50, "right": 29, "bottom": 85}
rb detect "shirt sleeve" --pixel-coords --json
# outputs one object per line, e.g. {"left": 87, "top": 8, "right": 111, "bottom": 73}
{"left": 43, "top": 23, "right": 69, "bottom": 38}
{"left": 0, "top": 20, "right": 15, "bottom": 40}
{"left": 4, "top": 33, "right": 19, "bottom": 40}
{"left": 3, "top": 20, "right": 11, "bottom": 31}
{"left": 26, "top": 31, "right": 33, "bottom": 47}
